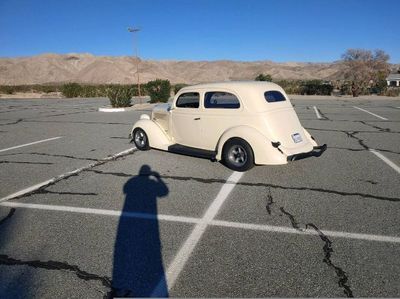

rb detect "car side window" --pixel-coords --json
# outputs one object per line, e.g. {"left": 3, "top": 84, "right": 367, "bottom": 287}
{"left": 176, "top": 92, "right": 200, "bottom": 108}
{"left": 264, "top": 90, "right": 286, "bottom": 103}
{"left": 204, "top": 92, "right": 240, "bottom": 109}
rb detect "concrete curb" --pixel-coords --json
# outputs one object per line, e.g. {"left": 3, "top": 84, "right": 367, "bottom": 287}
{"left": 98, "top": 107, "right": 129, "bottom": 112}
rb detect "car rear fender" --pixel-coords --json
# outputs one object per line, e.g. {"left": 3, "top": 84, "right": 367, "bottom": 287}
{"left": 303, "top": 128, "right": 318, "bottom": 147}
{"left": 131, "top": 117, "right": 172, "bottom": 151}
{"left": 215, "top": 126, "right": 287, "bottom": 165}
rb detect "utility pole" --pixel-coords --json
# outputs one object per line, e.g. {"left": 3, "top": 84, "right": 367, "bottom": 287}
{"left": 128, "top": 27, "right": 141, "bottom": 103}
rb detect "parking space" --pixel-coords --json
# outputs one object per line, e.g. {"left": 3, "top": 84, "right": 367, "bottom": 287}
{"left": 0, "top": 96, "right": 399, "bottom": 297}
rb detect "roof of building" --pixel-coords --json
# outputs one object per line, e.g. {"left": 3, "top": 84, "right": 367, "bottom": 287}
{"left": 386, "top": 73, "right": 400, "bottom": 80}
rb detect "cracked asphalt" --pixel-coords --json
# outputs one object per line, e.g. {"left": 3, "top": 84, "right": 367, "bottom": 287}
{"left": 0, "top": 96, "right": 399, "bottom": 298}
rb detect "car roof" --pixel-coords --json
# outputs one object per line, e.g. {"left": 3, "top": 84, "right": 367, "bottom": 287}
{"left": 180, "top": 81, "right": 282, "bottom": 92}
{"left": 178, "top": 81, "right": 290, "bottom": 111}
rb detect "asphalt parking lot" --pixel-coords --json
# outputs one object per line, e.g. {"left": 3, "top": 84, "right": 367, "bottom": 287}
{"left": 0, "top": 96, "right": 399, "bottom": 298}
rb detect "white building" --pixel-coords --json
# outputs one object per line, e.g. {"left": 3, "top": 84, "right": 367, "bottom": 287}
{"left": 386, "top": 73, "right": 400, "bottom": 87}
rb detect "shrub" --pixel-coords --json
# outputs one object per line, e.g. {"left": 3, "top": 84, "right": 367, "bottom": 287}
{"left": 61, "top": 83, "right": 82, "bottom": 98}
{"left": 0, "top": 85, "right": 15, "bottom": 94}
{"left": 145, "top": 79, "right": 171, "bottom": 103}
{"left": 300, "top": 80, "right": 333, "bottom": 95}
{"left": 255, "top": 74, "right": 272, "bottom": 81}
{"left": 174, "top": 83, "right": 188, "bottom": 94}
{"left": 384, "top": 88, "right": 400, "bottom": 97}
{"left": 273, "top": 80, "right": 302, "bottom": 94}
{"left": 106, "top": 85, "right": 135, "bottom": 107}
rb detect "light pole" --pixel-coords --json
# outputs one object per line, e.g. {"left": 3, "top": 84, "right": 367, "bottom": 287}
{"left": 128, "top": 27, "right": 141, "bottom": 102}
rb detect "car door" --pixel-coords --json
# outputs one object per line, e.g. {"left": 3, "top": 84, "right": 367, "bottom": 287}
{"left": 199, "top": 91, "right": 243, "bottom": 150}
{"left": 171, "top": 92, "right": 202, "bottom": 147}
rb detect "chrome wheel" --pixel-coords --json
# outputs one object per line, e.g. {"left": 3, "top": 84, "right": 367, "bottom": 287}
{"left": 228, "top": 145, "right": 248, "bottom": 167}
{"left": 133, "top": 128, "right": 149, "bottom": 150}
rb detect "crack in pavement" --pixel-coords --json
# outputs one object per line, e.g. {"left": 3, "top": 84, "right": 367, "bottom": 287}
{"left": 328, "top": 146, "right": 400, "bottom": 155}
{"left": 0, "top": 254, "right": 112, "bottom": 298}
{"left": 306, "top": 223, "right": 354, "bottom": 297}
{"left": 0, "top": 161, "right": 54, "bottom": 165}
{"left": 265, "top": 188, "right": 274, "bottom": 215}
{"left": 0, "top": 208, "right": 16, "bottom": 226}
{"left": 84, "top": 170, "right": 400, "bottom": 202}
{"left": 0, "top": 119, "right": 23, "bottom": 126}
{"left": 0, "top": 152, "right": 99, "bottom": 162}
{"left": 316, "top": 107, "right": 330, "bottom": 120}
{"left": 279, "top": 207, "right": 303, "bottom": 231}
{"left": 1, "top": 149, "right": 136, "bottom": 202}
{"left": 38, "top": 190, "right": 98, "bottom": 196}
{"left": 307, "top": 127, "right": 400, "bottom": 155}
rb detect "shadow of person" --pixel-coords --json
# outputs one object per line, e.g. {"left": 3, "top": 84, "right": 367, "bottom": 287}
{"left": 110, "top": 165, "right": 169, "bottom": 297}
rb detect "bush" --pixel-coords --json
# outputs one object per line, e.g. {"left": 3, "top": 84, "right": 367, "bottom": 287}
{"left": 384, "top": 88, "right": 400, "bottom": 97}
{"left": 0, "top": 85, "right": 15, "bottom": 94}
{"left": 255, "top": 74, "right": 272, "bottom": 81}
{"left": 174, "top": 83, "right": 188, "bottom": 94}
{"left": 145, "top": 79, "right": 171, "bottom": 103}
{"left": 300, "top": 80, "right": 333, "bottom": 95}
{"left": 106, "top": 85, "right": 135, "bottom": 107}
{"left": 61, "top": 83, "right": 82, "bottom": 98}
{"left": 273, "top": 80, "right": 303, "bottom": 94}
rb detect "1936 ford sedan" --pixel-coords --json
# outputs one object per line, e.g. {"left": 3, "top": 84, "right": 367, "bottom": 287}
{"left": 130, "top": 81, "right": 326, "bottom": 171}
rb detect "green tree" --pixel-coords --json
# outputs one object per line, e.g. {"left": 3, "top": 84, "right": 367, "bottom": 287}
{"left": 145, "top": 79, "right": 171, "bottom": 103}
{"left": 255, "top": 74, "right": 272, "bottom": 82}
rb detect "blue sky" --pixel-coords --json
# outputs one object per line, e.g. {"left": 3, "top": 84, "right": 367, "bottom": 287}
{"left": 0, "top": 0, "right": 399, "bottom": 62}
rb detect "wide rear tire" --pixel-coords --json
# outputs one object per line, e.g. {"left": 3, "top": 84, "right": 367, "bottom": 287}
{"left": 222, "top": 138, "right": 254, "bottom": 171}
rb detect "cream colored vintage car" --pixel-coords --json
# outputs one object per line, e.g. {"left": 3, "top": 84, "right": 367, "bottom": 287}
{"left": 130, "top": 81, "right": 326, "bottom": 171}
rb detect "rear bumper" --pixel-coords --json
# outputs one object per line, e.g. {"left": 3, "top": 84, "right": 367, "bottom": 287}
{"left": 287, "top": 144, "right": 327, "bottom": 162}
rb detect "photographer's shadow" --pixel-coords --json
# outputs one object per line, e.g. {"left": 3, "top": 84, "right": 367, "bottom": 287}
{"left": 111, "top": 165, "right": 169, "bottom": 297}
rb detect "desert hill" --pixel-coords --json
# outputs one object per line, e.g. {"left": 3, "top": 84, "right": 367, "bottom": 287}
{"left": 0, "top": 53, "right": 397, "bottom": 85}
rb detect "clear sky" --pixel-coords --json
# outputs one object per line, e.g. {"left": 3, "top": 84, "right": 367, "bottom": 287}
{"left": 0, "top": 0, "right": 399, "bottom": 62}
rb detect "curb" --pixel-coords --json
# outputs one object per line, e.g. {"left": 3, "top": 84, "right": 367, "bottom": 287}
{"left": 98, "top": 107, "right": 131, "bottom": 112}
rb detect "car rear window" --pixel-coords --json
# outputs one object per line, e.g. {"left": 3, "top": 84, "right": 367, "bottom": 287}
{"left": 176, "top": 92, "right": 200, "bottom": 108}
{"left": 264, "top": 91, "right": 286, "bottom": 103}
{"left": 204, "top": 92, "right": 240, "bottom": 109}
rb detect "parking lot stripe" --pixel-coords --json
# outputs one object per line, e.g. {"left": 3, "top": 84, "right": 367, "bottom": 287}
{"left": 152, "top": 171, "right": 244, "bottom": 296}
{"left": 0, "top": 136, "right": 63, "bottom": 153}
{"left": 2, "top": 201, "right": 400, "bottom": 245}
{"left": 353, "top": 106, "right": 388, "bottom": 120}
{"left": 210, "top": 220, "right": 400, "bottom": 244}
{"left": 369, "top": 149, "right": 400, "bottom": 174}
{"left": 0, "top": 147, "right": 136, "bottom": 203}
{"left": 313, "top": 106, "right": 322, "bottom": 119}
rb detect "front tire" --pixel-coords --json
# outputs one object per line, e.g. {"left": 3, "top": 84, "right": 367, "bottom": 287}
{"left": 133, "top": 128, "right": 150, "bottom": 151}
{"left": 222, "top": 138, "right": 254, "bottom": 171}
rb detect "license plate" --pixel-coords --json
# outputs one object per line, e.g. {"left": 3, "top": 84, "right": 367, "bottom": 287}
{"left": 291, "top": 133, "right": 302, "bottom": 143}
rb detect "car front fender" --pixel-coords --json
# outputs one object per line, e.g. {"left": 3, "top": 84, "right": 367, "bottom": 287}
{"left": 130, "top": 117, "right": 172, "bottom": 151}
{"left": 215, "top": 126, "right": 287, "bottom": 165}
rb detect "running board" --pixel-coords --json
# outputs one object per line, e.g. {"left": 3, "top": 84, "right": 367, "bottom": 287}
{"left": 168, "top": 144, "right": 216, "bottom": 160}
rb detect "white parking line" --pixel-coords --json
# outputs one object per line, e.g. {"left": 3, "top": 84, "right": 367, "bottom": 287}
{"left": 313, "top": 106, "right": 322, "bottom": 119}
{"left": 2, "top": 201, "right": 400, "bottom": 245}
{"left": 0, "top": 147, "right": 136, "bottom": 203}
{"left": 369, "top": 149, "right": 400, "bottom": 174}
{"left": 353, "top": 106, "right": 388, "bottom": 120}
{"left": 151, "top": 171, "right": 244, "bottom": 296}
{"left": 0, "top": 136, "right": 63, "bottom": 153}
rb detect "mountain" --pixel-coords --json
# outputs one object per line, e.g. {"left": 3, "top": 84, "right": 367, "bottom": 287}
{"left": 0, "top": 53, "right": 397, "bottom": 85}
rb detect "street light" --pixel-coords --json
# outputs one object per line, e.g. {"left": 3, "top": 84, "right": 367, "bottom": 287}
{"left": 128, "top": 27, "right": 142, "bottom": 102}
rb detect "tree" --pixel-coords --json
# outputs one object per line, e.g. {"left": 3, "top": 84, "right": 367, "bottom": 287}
{"left": 341, "top": 49, "right": 390, "bottom": 97}
{"left": 255, "top": 73, "right": 272, "bottom": 82}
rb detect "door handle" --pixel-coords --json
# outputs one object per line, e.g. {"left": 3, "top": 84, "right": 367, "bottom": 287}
{"left": 194, "top": 117, "right": 201, "bottom": 120}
